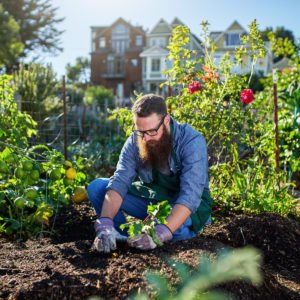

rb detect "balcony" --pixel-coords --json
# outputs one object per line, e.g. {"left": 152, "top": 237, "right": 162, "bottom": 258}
{"left": 102, "top": 60, "right": 126, "bottom": 78}
{"left": 102, "top": 72, "right": 126, "bottom": 78}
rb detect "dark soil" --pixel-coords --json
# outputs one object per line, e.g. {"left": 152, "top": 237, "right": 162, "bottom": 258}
{"left": 1, "top": 203, "right": 299, "bottom": 300}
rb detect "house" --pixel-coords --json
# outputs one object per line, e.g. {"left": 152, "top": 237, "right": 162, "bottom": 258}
{"left": 90, "top": 18, "right": 146, "bottom": 104}
{"left": 209, "top": 20, "right": 273, "bottom": 76}
{"left": 140, "top": 18, "right": 204, "bottom": 96}
{"left": 273, "top": 57, "right": 291, "bottom": 70}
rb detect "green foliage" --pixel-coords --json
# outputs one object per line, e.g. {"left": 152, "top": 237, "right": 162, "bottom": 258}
{"left": 0, "top": 144, "right": 87, "bottom": 238}
{"left": 1, "top": 0, "right": 64, "bottom": 67}
{"left": 267, "top": 31, "right": 298, "bottom": 62}
{"left": 164, "top": 20, "right": 267, "bottom": 165}
{"left": 0, "top": 4, "right": 24, "bottom": 70}
{"left": 0, "top": 75, "right": 37, "bottom": 148}
{"left": 107, "top": 20, "right": 298, "bottom": 217}
{"left": 131, "top": 247, "right": 262, "bottom": 300}
{"left": 84, "top": 85, "right": 114, "bottom": 108}
{"left": 210, "top": 145, "right": 296, "bottom": 215}
{"left": 120, "top": 201, "right": 171, "bottom": 245}
{"left": 68, "top": 137, "right": 124, "bottom": 180}
{"left": 261, "top": 26, "right": 298, "bottom": 63}
{"left": 66, "top": 84, "right": 85, "bottom": 105}
{"left": 66, "top": 57, "right": 90, "bottom": 86}
{"left": 12, "top": 63, "right": 59, "bottom": 120}
{"left": 278, "top": 68, "right": 300, "bottom": 177}
{"left": 256, "top": 41, "right": 300, "bottom": 181}
{"left": 0, "top": 74, "right": 87, "bottom": 238}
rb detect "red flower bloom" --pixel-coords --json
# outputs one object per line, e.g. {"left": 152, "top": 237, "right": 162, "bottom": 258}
{"left": 240, "top": 89, "right": 254, "bottom": 105}
{"left": 188, "top": 81, "right": 202, "bottom": 94}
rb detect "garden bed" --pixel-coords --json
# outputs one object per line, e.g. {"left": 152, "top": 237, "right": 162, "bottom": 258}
{"left": 1, "top": 203, "right": 299, "bottom": 300}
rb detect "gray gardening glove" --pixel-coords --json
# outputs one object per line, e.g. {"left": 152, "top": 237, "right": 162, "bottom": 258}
{"left": 93, "top": 217, "right": 127, "bottom": 253}
{"left": 127, "top": 224, "right": 173, "bottom": 250}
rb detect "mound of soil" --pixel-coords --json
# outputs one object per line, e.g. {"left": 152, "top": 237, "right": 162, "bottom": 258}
{"left": 0, "top": 203, "right": 299, "bottom": 300}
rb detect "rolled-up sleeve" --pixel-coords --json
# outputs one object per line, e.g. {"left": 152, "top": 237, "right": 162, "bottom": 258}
{"left": 106, "top": 135, "right": 138, "bottom": 199}
{"left": 175, "top": 134, "right": 208, "bottom": 213}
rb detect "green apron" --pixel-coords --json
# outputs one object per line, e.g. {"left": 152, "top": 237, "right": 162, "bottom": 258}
{"left": 128, "top": 125, "right": 213, "bottom": 233}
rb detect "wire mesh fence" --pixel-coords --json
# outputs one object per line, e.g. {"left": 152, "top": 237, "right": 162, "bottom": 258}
{"left": 16, "top": 83, "right": 126, "bottom": 168}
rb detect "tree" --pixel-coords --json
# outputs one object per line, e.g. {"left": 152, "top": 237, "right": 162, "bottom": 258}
{"left": 66, "top": 57, "right": 90, "bottom": 86}
{"left": 0, "top": 0, "right": 64, "bottom": 67}
{"left": 12, "top": 63, "right": 60, "bottom": 120}
{"left": 84, "top": 86, "right": 114, "bottom": 109}
{"left": 260, "top": 26, "right": 297, "bottom": 63}
{"left": 0, "top": 4, "right": 24, "bottom": 71}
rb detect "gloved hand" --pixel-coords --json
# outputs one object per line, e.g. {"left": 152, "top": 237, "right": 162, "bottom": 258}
{"left": 92, "top": 217, "right": 127, "bottom": 253}
{"left": 127, "top": 224, "right": 173, "bottom": 250}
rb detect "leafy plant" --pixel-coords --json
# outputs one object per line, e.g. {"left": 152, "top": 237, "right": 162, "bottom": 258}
{"left": 106, "top": 20, "right": 298, "bottom": 217}
{"left": 0, "top": 74, "right": 88, "bottom": 238}
{"left": 0, "top": 75, "right": 37, "bottom": 148}
{"left": 12, "top": 63, "right": 59, "bottom": 121}
{"left": 0, "top": 144, "right": 87, "bottom": 238}
{"left": 120, "top": 201, "right": 171, "bottom": 245}
{"left": 130, "top": 246, "right": 262, "bottom": 300}
{"left": 210, "top": 145, "right": 296, "bottom": 215}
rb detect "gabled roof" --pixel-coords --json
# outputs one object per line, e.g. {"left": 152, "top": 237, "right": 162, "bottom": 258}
{"left": 92, "top": 17, "right": 145, "bottom": 36}
{"left": 210, "top": 31, "right": 223, "bottom": 41}
{"left": 212, "top": 20, "right": 247, "bottom": 45}
{"left": 140, "top": 45, "right": 169, "bottom": 57}
{"left": 273, "top": 57, "right": 290, "bottom": 70}
{"left": 171, "top": 17, "right": 185, "bottom": 28}
{"left": 149, "top": 18, "right": 173, "bottom": 35}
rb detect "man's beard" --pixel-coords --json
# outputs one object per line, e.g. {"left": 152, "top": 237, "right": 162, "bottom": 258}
{"left": 137, "top": 125, "right": 172, "bottom": 169}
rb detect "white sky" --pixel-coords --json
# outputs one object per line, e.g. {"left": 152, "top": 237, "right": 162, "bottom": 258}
{"left": 38, "top": 0, "right": 300, "bottom": 78}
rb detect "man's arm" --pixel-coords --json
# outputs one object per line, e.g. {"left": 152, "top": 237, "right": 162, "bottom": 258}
{"left": 166, "top": 204, "right": 191, "bottom": 233}
{"left": 100, "top": 189, "right": 123, "bottom": 219}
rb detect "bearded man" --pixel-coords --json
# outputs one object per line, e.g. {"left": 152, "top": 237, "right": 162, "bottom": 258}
{"left": 87, "top": 94, "right": 212, "bottom": 253}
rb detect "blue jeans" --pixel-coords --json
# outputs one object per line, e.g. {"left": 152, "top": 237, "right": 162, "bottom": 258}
{"left": 87, "top": 178, "right": 196, "bottom": 241}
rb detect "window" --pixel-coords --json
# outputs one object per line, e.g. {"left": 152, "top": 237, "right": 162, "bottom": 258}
{"left": 99, "top": 37, "right": 106, "bottom": 48}
{"left": 107, "top": 54, "right": 114, "bottom": 74}
{"left": 131, "top": 59, "right": 138, "bottom": 67}
{"left": 150, "top": 83, "right": 157, "bottom": 93}
{"left": 151, "top": 59, "right": 160, "bottom": 72}
{"left": 136, "top": 35, "right": 142, "bottom": 47}
{"left": 112, "top": 24, "right": 130, "bottom": 54}
{"left": 159, "top": 38, "right": 165, "bottom": 47}
{"left": 226, "top": 33, "right": 241, "bottom": 46}
{"left": 150, "top": 38, "right": 156, "bottom": 47}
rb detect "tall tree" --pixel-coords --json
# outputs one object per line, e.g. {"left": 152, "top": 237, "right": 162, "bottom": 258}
{"left": 0, "top": 0, "right": 64, "bottom": 65}
{"left": 0, "top": 4, "right": 24, "bottom": 71}
{"left": 66, "top": 57, "right": 90, "bottom": 86}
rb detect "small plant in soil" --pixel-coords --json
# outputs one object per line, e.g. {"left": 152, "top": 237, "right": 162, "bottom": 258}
{"left": 120, "top": 201, "right": 171, "bottom": 245}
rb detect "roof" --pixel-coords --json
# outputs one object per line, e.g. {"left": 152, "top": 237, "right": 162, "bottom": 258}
{"left": 212, "top": 20, "right": 247, "bottom": 44}
{"left": 171, "top": 17, "right": 185, "bottom": 27}
{"left": 149, "top": 19, "right": 173, "bottom": 35}
{"left": 91, "top": 17, "right": 145, "bottom": 35}
{"left": 140, "top": 45, "right": 169, "bottom": 57}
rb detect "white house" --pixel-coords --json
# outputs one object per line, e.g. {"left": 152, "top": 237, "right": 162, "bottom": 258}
{"left": 140, "top": 18, "right": 204, "bottom": 95}
{"left": 209, "top": 20, "right": 273, "bottom": 76}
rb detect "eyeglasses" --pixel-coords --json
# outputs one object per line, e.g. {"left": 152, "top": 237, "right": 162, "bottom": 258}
{"left": 133, "top": 115, "right": 166, "bottom": 137}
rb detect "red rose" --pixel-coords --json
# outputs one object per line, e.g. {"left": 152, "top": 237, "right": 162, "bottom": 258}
{"left": 188, "top": 81, "right": 202, "bottom": 94}
{"left": 240, "top": 89, "right": 254, "bottom": 105}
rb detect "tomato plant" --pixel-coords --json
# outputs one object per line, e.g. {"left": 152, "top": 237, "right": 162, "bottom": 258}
{"left": 0, "top": 75, "right": 88, "bottom": 238}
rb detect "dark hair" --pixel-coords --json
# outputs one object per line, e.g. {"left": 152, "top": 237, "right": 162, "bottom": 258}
{"left": 132, "top": 94, "right": 167, "bottom": 117}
